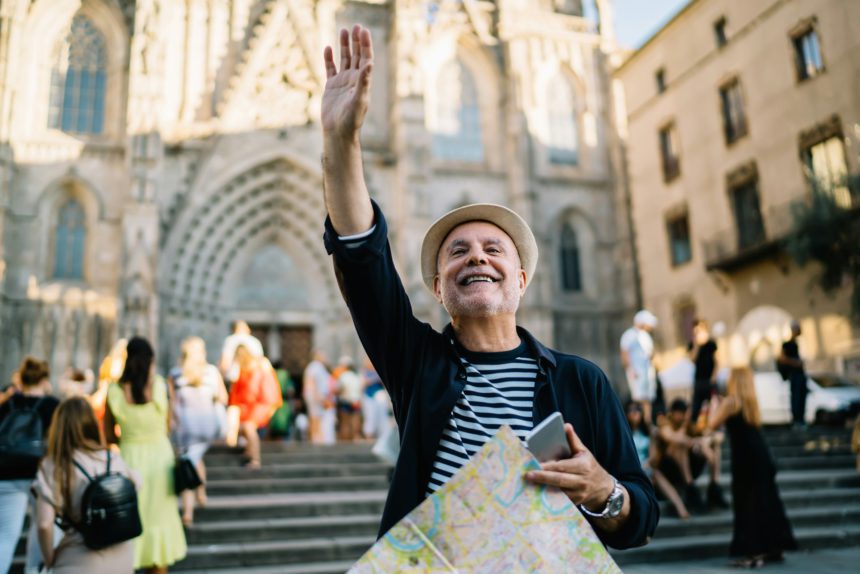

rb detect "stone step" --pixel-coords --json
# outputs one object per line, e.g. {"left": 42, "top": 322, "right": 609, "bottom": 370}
{"left": 184, "top": 515, "right": 381, "bottom": 545}
{"left": 204, "top": 462, "right": 391, "bottom": 481}
{"left": 612, "top": 525, "right": 860, "bottom": 565}
{"left": 205, "top": 474, "right": 390, "bottom": 495}
{"left": 194, "top": 490, "right": 388, "bottom": 522}
{"left": 172, "top": 535, "right": 376, "bottom": 570}
{"left": 759, "top": 427, "right": 853, "bottom": 446}
{"left": 724, "top": 454, "right": 856, "bottom": 472}
{"left": 653, "top": 504, "right": 860, "bottom": 539}
{"left": 701, "top": 468, "right": 859, "bottom": 492}
{"left": 178, "top": 561, "right": 357, "bottom": 574}
{"left": 204, "top": 452, "right": 381, "bottom": 466}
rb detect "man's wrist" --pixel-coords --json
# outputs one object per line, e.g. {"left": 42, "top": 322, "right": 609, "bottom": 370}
{"left": 584, "top": 473, "right": 616, "bottom": 513}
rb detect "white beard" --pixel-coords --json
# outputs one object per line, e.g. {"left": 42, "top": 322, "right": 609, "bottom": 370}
{"left": 440, "top": 279, "right": 521, "bottom": 318}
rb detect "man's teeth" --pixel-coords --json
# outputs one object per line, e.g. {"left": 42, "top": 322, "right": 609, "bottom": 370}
{"left": 464, "top": 276, "right": 495, "bottom": 285}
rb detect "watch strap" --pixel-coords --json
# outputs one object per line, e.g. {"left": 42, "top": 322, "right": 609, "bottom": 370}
{"left": 579, "top": 476, "right": 622, "bottom": 519}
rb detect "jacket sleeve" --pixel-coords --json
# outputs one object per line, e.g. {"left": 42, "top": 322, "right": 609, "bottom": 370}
{"left": 323, "top": 201, "right": 432, "bottom": 424}
{"left": 592, "top": 370, "right": 660, "bottom": 549}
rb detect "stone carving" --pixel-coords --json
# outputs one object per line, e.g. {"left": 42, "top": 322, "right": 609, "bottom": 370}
{"left": 128, "top": 0, "right": 163, "bottom": 133}
{"left": 220, "top": 0, "right": 319, "bottom": 129}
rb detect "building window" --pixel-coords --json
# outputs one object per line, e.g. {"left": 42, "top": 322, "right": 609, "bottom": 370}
{"left": 659, "top": 123, "right": 681, "bottom": 182}
{"left": 560, "top": 223, "right": 582, "bottom": 292}
{"left": 53, "top": 199, "right": 86, "bottom": 280}
{"left": 676, "top": 299, "right": 697, "bottom": 346}
{"left": 719, "top": 79, "right": 748, "bottom": 144}
{"left": 792, "top": 27, "right": 824, "bottom": 81}
{"left": 802, "top": 135, "right": 851, "bottom": 207}
{"left": 48, "top": 15, "right": 107, "bottom": 135}
{"left": 714, "top": 17, "right": 728, "bottom": 47}
{"left": 655, "top": 68, "right": 666, "bottom": 94}
{"left": 547, "top": 75, "right": 578, "bottom": 165}
{"left": 666, "top": 213, "right": 692, "bottom": 267}
{"left": 431, "top": 60, "right": 483, "bottom": 162}
{"left": 729, "top": 178, "right": 766, "bottom": 250}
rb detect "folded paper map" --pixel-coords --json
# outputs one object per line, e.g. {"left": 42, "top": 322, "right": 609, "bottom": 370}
{"left": 348, "top": 425, "right": 622, "bottom": 573}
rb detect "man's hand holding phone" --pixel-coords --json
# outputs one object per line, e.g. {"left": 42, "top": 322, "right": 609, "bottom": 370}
{"left": 525, "top": 414, "right": 629, "bottom": 530}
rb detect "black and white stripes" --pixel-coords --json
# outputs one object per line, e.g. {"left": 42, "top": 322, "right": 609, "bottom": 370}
{"left": 426, "top": 344, "right": 537, "bottom": 495}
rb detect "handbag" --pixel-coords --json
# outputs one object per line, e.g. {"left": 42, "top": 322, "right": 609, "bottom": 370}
{"left": 174, "top": 454, "right": 203, "bottom": 494}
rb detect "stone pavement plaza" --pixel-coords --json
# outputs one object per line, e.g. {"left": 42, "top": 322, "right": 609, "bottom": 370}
{"left": 623, "top": 546, "right": 860, "bottom": 573}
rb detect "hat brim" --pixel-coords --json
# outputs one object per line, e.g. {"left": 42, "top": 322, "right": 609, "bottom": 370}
{"left": 420, "top": 204, "right": 538, "bottom": 292}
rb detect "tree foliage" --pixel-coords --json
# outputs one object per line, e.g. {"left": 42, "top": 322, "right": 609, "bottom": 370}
{"left": 785, "top": 174, "right": 860, "bottom": 319}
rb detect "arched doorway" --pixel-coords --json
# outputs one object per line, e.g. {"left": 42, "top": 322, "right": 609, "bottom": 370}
{"left": 233, "top": 242, "right": 313, "bottom": 380}
{"left": 157, "top": 154, "right": 347, "bottom": 375}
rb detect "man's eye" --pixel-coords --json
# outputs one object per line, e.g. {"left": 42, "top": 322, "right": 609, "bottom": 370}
{"left": 487, "top": 248, "right": 501, "bottom": 254}
{"left": 451, "top": 249, "right": 466, "bottom": 256}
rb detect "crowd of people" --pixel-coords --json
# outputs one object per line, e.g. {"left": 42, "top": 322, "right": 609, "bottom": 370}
{"left": 0, "top": 319, "right": 390, "bottom": 573}
{"left": 621, "top": 311, "right": 801, "bottom": 567}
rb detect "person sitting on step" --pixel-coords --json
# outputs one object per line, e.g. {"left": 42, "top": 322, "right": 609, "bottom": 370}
{"left": 656, "top": 399, "right": 727, "bottom": 513}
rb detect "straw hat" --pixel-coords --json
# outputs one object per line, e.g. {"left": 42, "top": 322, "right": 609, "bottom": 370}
{"left": 420, "top": 204, "right": 538, "bottom": 292}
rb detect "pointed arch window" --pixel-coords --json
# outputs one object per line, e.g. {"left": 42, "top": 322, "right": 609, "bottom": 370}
{"left": 560, "top": 223, "right": 582, "bottom": 292}
{"left": 54, "top": 199, "right": 86, "bottom": 280}
{"left": 547, "top": 75, "right": 579, "bottom": 165}
{"left": 48, "top": 15, "right": 107, "bottom": 135}
{"left": 432, "top": 60, "right": 484, "bottom": 162}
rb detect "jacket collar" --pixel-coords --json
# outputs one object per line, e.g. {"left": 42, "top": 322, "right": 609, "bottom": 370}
{"left": 440, "top": 323, "right": 557, "bottom": 369}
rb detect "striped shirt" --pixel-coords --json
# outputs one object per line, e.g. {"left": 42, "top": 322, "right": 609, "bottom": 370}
{"left": 426, "top": 340, "right": 537, "bottom": 495}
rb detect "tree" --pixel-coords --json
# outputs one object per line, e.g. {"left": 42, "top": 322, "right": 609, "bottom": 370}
{"left": 785, "top": 174, "right": 860, "bottom": 320}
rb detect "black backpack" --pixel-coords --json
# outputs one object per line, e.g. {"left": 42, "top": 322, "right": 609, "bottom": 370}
{"left": 67, "top": 451, "right": 143, "bottom": 550}
{"left": 0, "top": 395, "right": 46, "bottom": 465}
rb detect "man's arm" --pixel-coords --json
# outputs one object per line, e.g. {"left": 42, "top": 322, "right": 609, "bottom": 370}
{"left": 321, "top": 25, "right": 375, "bottom": 235}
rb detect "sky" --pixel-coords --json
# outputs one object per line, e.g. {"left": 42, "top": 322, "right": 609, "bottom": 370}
{"left": 585, "top": 0, "right": 692, "bottom": 49}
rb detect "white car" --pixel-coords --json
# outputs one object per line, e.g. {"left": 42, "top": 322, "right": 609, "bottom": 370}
{"left": 753, "top": 371, "right": 860, "bottom": 425}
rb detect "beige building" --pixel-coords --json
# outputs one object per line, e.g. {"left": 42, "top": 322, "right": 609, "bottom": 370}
{"left": 615, "top": 0, "right": 860, "bottom": 374}
{"left": 0, "top": 0, "right": 638, "bottom": 386}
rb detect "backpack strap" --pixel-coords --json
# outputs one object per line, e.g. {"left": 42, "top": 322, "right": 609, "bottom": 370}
{"left": 105, "top": 449, "right": 111, "bottom": 474}
{"left": 72, "top": 457, "right": 95, "bottom": 483}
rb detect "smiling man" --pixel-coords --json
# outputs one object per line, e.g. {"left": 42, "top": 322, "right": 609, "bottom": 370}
{"left": 320, "top": 25, "right": 658, "bottom": 549}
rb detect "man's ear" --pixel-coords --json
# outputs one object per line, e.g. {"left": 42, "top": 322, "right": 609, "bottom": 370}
{"left": 433, "top": 275, "right": 444, "bottom": 304}
{"left": 518, "top": 269, "right": 527, "bottom": 295}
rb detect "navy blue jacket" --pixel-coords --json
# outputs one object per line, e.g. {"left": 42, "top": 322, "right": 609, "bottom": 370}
{"left": 324, "top": 201, "right": 659, "bottom": 549}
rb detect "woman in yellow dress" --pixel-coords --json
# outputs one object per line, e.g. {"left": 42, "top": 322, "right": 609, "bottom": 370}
{"left": 104, "top": 337, "right": 187, "bottom": 573}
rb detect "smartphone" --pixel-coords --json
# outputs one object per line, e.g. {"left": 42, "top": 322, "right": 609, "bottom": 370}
{"left": 526, "top": 412, "right": 572, "bottom": 462}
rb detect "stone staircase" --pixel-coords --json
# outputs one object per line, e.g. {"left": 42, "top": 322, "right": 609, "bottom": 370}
{"left": 11, "top": 426, "right": 860, "bottom": 573}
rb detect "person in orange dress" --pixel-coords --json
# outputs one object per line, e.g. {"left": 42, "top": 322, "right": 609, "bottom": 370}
{"left": 228, "top": 346, "right": 281, "bottom": 468}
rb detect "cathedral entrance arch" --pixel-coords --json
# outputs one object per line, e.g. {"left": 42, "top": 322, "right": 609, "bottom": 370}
{"left": 157, "top": 154, "right": 345, "bottom": 373}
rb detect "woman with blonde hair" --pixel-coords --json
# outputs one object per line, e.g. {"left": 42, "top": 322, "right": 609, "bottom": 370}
{"left": 228, "top": 346, "right": 281, "bottom": 468}
{"left": 708, "top": 367, "right": 797, "bottom": 568}
{"left": 171, "top": 336, "right": 228, "bottom": 526}
{"left": 34, "top": 397, "right": 136, "bottom": 572}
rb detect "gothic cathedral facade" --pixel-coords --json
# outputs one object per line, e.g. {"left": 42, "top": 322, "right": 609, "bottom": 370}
{"left": 0, "top": 0, "right": 637, "bottom": 386}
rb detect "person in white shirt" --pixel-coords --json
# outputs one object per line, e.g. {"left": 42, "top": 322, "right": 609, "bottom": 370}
{"left": 219, "top": 321, "right": 264, "bottom": 383}
{"left": 620, "top": 310, "right": 658, "bottom": 425}
{"left": 302, "top": 351, "right": 334, "bottom": 444}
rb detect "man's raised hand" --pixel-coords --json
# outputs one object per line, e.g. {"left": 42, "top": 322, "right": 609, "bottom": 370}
{"left": 322, "top": 25, "right": 374, "bottom": 140}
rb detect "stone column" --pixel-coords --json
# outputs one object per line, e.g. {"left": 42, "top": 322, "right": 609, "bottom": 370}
{"left": 120, "top": 1, "right": 166, "bottom": 345}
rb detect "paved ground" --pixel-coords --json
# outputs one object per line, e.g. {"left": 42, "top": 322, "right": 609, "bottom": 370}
{"left": 623, "top": 546, "right": 860, "bottom": 573}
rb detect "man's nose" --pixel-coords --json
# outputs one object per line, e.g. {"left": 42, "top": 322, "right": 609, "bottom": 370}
{"left": 467, "top": 250, "right": 488, "bottom": 265}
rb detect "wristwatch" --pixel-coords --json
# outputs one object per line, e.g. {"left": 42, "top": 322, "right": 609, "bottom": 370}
{"left": 579, "top": 477, "right": 624, "bottom": 519}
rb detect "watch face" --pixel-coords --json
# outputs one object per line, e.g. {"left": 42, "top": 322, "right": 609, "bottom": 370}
{"left": 608, "top": 489, "right": 624, "bottom": 517}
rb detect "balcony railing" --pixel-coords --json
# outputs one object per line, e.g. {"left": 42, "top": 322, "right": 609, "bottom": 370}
{"left": 702, "top": 199, "right": 799, "bottom": 272}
